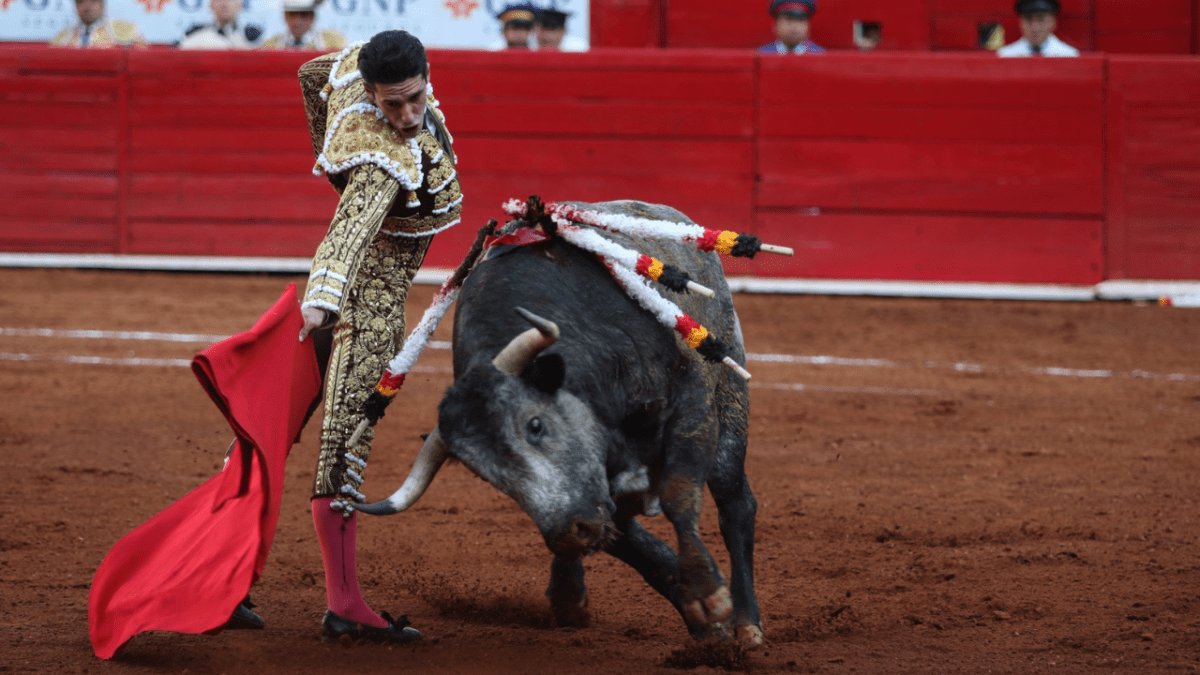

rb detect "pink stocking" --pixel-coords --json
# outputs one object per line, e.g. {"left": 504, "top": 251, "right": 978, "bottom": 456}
{"left": 312, "top": 496, "right": 388, "bottom": 628}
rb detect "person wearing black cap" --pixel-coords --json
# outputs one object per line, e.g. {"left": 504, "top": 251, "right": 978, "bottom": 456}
{"left": 758, "top": 0, "right": 824, "bottom": 54}
{"left": 534, "top": 7, "right": 588, "bottom": 52}
{"left": 491, "top": 2, "right": 537, "bottom": 49}
{"left": 997, "top": 0, "right": 1079, "bottom": 57}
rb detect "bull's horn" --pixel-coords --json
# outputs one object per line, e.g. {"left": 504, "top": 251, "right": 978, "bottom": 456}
{"left": 354, "top": 427, "right": 449, "bottom": 515}
{"left": 492, "top": 307, "right": 559, "bottom": 376}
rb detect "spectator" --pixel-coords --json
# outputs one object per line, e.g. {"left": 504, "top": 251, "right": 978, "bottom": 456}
{"left": 854, "top": 21, "right": 881, "bottom": 52}
{"left": 758, "top": 0, "right": 824, "bottom": 55}
{"left": 260, "top": 0, "right": 346, "bottom": 50}
{"left": 997, "top": 0, "right": 1079, "bottom": 57}
{"left": 50, "top": 0, "right": 145, "bottom": 48}
{"left": 490, "top": 2, "right": 536, "bottom": 50}
{"left": 534, "top": 8, "right": 587, "bottom": 52}
{"left": 179, "top": 0, "right": 263, "bottom": 49}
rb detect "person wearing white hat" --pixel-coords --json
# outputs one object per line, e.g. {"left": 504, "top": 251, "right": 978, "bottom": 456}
{"left": 997, "top": 0, "right": 1079, "bottom": 57}
{"left": 178, "top": 0, "right": 264, "bottom": 49}
{"left": 260, "top": 0, "right": 346, "bottom": 50}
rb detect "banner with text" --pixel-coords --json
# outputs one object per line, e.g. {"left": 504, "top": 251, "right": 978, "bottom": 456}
{"left": 0, "top": 0, "right": 588, "bottom": 49}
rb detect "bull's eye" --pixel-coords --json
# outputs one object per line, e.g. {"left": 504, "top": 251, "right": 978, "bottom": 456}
{"left": 527, "top": 417, "right": 543, "bottom": 435}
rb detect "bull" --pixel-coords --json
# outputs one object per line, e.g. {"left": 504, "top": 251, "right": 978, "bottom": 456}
{"left": 359, "top": 200, "right": 763, "bottom": 644}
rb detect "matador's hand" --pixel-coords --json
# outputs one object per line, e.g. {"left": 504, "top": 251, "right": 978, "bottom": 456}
{"left": 299, "top": 306, "right": 328, "bottom": 342}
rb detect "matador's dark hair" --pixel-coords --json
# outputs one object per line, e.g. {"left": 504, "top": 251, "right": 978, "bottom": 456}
{"left": 358, "top": 30, "right": 428, "bottom": 85}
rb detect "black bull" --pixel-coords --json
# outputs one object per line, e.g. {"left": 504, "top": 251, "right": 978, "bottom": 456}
{"left": 360, "top": 201, "right": 763, "bottom": 644}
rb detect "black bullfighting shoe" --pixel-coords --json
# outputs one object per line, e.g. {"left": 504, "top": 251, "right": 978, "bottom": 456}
{"left": 225, "top": 596, "right": 265, "bottom": 630}
{"left": 321, "top": 610, "right": 422, "bottom": 643}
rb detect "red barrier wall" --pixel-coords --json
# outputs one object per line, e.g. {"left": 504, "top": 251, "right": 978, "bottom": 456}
{"left": 592, "top": 0, "right": 1198, "bottom": 54}
{"left": 755, "top": 53, "right": 1105, "bottom": 283}
{"left": 1105, "top": 55, "right": 1200, "bottom": 280}
{"left": 2, "top": 46, "right": 1199, "bottom": 283}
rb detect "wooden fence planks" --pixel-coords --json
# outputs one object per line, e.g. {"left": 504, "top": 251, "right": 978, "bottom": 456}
{"left": 0, "top": 46, "right": 1196, "bottom": 284}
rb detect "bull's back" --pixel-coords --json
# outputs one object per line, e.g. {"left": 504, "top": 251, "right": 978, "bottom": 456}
{"left": 453, "top": 200, "right": 747, "bottom": 418}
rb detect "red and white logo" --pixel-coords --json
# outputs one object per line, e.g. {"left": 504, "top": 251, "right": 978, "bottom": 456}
{"left": 444, "top": 0, "right": 479, "bottom": 19}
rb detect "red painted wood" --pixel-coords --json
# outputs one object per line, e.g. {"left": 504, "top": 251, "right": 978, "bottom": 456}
{"left": 586, "top": 0, "right": 662, "bottom": 48}
{"left": 128, "top": 127, "right": 311, "bottom": 153}
{"left": 759, "top": 53, "right": 1103, "bottom": 107}
{"left": 448, "top": 101, "right": 755, "bottom": 137}
{"left": 4, "top": 196, "right": 119, "bottom": 219}
{"left": 129, "top": 104, "right": 306, "bottom": 127}
{"left": 0, "top": 150, "right": 118, "bottom": 173}
{"left": 755, "top": 212, "right": 1104, "bottom": 283}
{"left": 124, "top": 223, "right": 326, "bottom": 257}
{"left": 126, "top": 174, "right": 336, "bottom": 220}
{"left": 1105, "top": 56, "right": 1200, "bottom": 279}
{"left": 757, "top": 139, "right": 1104, "bottom": 215}
{"left": 0, "top": 174, "right": 118, "bottom": 198}
{"left": 589, "top": 0, "right": 1197, "bottom": 52}
{"left": 0, "top": 45, "right": 123, "bottom": 72}
{"left": 129, "top": 151, "right": 316, "bottom": 176}
{"left": 1, "top": 45, "right": 1197, "bottom": 282}
{"left": 0, "top": 217, "right": 119, "bottom": 252}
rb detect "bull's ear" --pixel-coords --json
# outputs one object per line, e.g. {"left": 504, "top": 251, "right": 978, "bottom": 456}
{"left": 522, "top": 353, "right": 565, "bottom": 394}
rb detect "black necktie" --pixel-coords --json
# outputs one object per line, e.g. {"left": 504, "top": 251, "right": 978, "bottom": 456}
{"left": 1031, "top": 42, "right": 1042, "bottom": 56}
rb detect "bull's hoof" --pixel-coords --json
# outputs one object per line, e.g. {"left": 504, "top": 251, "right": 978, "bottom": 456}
{"left": 551, "top": 592, "right": 590, "bottom": 628}
{"left": 682, "top": 586, "right": 733, "bottom": 626}
{"left": 735, "top": 623, "right": 764, "bottom": 648}
{"left": 687, "top": 621, "right": 733, "bottom": 642}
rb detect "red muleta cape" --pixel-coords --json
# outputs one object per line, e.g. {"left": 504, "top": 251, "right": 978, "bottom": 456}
{"left": 88, "top": 284, "right": 321, "bottom": 659}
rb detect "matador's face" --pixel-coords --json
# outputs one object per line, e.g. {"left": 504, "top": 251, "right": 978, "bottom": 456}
{"left": 365, "top": 76, "right": 428, "bottom": 140}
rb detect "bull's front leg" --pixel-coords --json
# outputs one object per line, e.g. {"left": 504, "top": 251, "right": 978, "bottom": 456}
{"left": 546, "top": 555, "right": 590, "bottom": 627}
{"left": 660, "top": 474, "right": 733, "bottom": 630}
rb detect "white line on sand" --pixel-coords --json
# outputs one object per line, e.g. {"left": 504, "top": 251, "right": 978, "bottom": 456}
{"left": 4, "top": 327, "right": 1198, "bottom": 383}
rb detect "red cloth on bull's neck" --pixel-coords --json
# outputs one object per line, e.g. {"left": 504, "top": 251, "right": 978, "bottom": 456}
{"left": 88, "top": 284, "right": 321, "bottom": 660}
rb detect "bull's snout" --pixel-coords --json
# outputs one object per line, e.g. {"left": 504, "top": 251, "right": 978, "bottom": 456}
{"left": 546, "top": 506, "right": 612, "bottom": 557}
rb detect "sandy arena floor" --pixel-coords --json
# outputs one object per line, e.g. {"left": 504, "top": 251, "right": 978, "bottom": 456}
{"left": 1, "top": 267, "right": 1198, "bottom": 674}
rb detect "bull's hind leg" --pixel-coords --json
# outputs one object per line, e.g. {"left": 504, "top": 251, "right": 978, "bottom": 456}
{"left": 708, "top": 468, "right": 762, "bottom": 646}
{"left": 546, "top": 555, "right": 589, "bottom": 627}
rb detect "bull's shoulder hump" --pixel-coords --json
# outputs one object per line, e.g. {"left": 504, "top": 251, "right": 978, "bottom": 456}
{"left": 566, "top": 200, "right": 694, "bottom": 226}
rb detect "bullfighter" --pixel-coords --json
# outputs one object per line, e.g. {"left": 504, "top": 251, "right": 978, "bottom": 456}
{"left": 293, "top": 28, "right": 462, "bottom": 642}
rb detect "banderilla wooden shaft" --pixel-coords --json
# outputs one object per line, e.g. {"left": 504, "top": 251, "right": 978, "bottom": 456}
{"left": 347, "top": 418, "right": 370, "bottom": 448}
{"left": 723, "top": 356, "right": 752, "bottom": 381}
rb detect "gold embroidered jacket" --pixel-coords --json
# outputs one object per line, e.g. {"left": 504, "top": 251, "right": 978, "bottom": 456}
{"left": 50, "top": 17, "right": 146, "bottom": 47}
{"left": 297, "top": 45, "right": 462, "bottom": 322}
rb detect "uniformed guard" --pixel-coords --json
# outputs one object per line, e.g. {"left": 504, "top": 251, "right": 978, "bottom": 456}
{"left": 758, "top": 0, "right": 825, "bottom": 55}
{"left": 997, "top": 0, "right": 1079, "bottom": 57}
{"left": 50, "top": 0, "right": 146, "bottom": 48}
{"left": 178, "top": 0, "right": 264, "bottom": 49}
{"left": 533, "top": 7, "right": 588, "bottom": 52}
{"left": 492, "top": 2, "right": 536, "bottom": 49}
{"left": 259, "top": 0, "right": 346, "bottom": 50}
